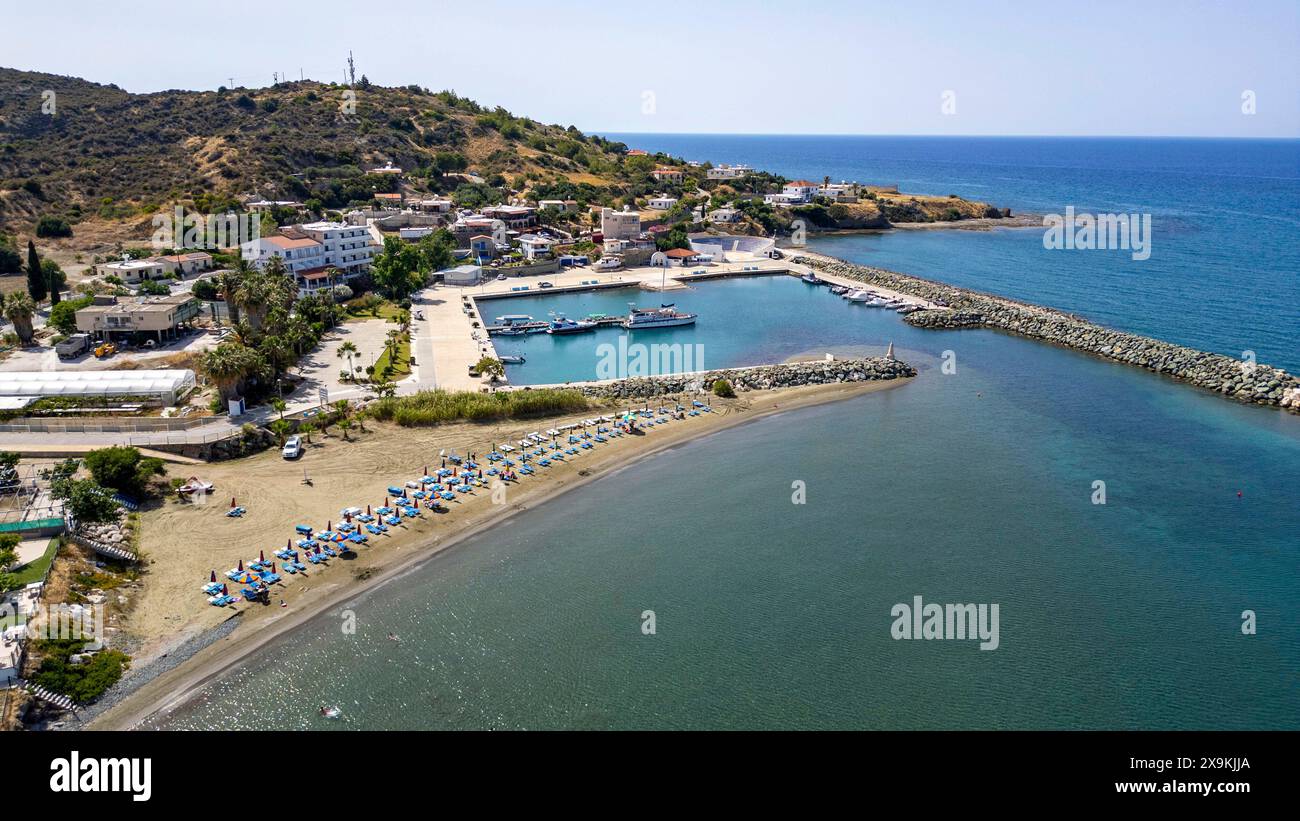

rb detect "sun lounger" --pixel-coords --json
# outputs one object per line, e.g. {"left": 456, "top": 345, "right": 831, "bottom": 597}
{"left": 438, "top": 491, "right": 455, "bottom": 501}
{"left": 282, "top": 564, "right": 298, "bottom": 574}
{"left": 259, "top": 572, "right": 281, "bottom": 584}
{"left": 385, "top": 515, "right": 402, "bottom": 526}
{"left": 226, "top": 507, "right": 246, "bottom": 517}
{"left": 581, "top": 442, "right": 594, "bottom": 450}
{"left": 307, "top": 553, "right": 324, "bottom": 565}
{"left": 520, "top": 466, "right": 535, "bottom": 475}
{"left": 202, "top": 582, "right": 223, "bottom": 595}
{"left": 349, "top": 532, "right": 368, "bottom": 544}
{"left": 365, "top": 524, "right": 383, "bottom": 536}
{"left": 539, "top": 459, "right": 551, "bottom": 467}
{"left": 295, "top": 524, "right": 313, "bottom": 536}
{"left": 387, "top": 486, "right": 406, "bottom": 497}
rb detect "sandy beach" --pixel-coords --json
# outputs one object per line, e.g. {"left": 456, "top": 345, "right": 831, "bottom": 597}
{"left": 89, "top": 376, "right": 910, "bottom": 729}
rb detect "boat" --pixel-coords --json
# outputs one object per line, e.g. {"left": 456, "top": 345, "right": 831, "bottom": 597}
{"left": 493, "top": 327, "right": 528, "bottom": 336}
{"left": 865, "top": 297, "right": 889, "bottom": 307}
{"left": 830, "top": 285, "right": 849, "bottom": 296}
{"left": 177, "top": 476, "right": 214, "bottom": 495}
{"left": 845, "top": 289, "right": 874, "bottom": 302}
{"left": 499, "top": 354, "right": 526, "bottom": 364}
{"left": 622, "top": 304, "right": 697, "bottom": 330}
{"left": 546, "top": 316, "right": 597, "bottom": 335}
{"left": 495, "top": 314, "right": 532, "bottom": 326}
{"left": 800, "top": 272, "right": 823, "bottom": 285}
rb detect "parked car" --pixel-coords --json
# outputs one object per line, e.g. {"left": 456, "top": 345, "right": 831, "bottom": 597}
{"left": 539, "top": 281, "right": 554, "bottom": 289}
{"left": 281, "top": 435, "right": 303, "bottom": 460}
{"left": 496, "top": 273, "right": 507, "bottom": 281}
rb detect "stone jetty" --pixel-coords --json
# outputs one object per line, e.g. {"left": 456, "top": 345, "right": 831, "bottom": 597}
{"left": 572, "top": 357, "right": 915, "bottom": 400}
{"left": 796, "top": 255, "right": 1300, "bottom": 413}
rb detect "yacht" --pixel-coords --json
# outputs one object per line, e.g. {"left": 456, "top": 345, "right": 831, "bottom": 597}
{"left": 499, "top": 354, "right": 526, "bottom": 364}
{"left": 800, "top": 272, "right": 823, "bottom": 285}
{"left": 845, "top": 289, "right": 875, "bottom": 302}
{"left": 546, "top": 316, "right": 597, "bottom": 335}
{"left": 623, "top": 304, "right": 698, "bottom": 330}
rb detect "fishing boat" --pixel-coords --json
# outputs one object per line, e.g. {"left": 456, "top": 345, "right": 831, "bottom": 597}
{"left": 546, "top": 316, "right": 597, "bottom": 335}
{"left": 800, "top": 272, "right": 823, "bottom": 285}
{"left": 623, "top": 304, "right": 697, "bottom": 330}
{"left": 499, "top": 354, "right": 526, "bottom": 364}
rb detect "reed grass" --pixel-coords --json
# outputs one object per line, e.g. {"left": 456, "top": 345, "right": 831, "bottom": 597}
{"left": 367, "top": 388, "right": 593, "bottom": 426}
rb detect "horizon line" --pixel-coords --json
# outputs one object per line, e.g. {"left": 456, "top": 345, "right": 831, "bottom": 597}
{"left": 592, "top": 130, "right": 1300, "bottom": 141}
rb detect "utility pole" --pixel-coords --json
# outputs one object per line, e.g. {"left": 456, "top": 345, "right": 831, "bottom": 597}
{"left": 347, "top": 51, "right": 356, "bottom": 87}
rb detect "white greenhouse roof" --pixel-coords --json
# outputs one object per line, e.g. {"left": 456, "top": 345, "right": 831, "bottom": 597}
{"left": 0, "top": 370, "right": 196, "bottom": 398}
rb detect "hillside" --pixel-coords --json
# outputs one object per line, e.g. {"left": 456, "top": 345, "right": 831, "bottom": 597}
{"left": 0, "top": 68, "right": 657, "bottom": 235}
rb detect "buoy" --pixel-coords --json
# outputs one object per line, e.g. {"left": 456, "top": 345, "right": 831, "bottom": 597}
{"left": 1237, "top": 491, "right": 1243, "bottom": 498}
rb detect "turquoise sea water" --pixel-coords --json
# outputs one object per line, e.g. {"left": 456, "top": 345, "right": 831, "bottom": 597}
{"left": 151, "top": 137, "right": 1300, "bottom": 730}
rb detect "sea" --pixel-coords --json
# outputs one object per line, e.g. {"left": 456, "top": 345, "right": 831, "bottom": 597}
{"left": 151, "top": 136, "right": 1300, "bottom": 730}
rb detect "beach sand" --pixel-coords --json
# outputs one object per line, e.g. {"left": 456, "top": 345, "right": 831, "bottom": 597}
{"left": 91, "top": 376, "right": 911, "bottom": 729}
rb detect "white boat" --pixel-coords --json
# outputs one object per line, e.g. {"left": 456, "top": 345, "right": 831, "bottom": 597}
{"left": 495, "top": 314, "right": 532, "bottom": 326}
{"left": 865, "top": 297, "right": 889, "bottom": 307}
{"left": 623, "top": 304, "right": 697, "bottom": 330}
{"left": 546, "top": 316, "right": 597, "bottom": 335}
{"left": 499, "top": 354, "right": 525, "bottom": 364}
{"left": 845, "top": 289, "right": 874, "bottom": 302}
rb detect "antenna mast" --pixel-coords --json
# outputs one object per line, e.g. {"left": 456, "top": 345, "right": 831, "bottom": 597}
{"left": 347, "top": 51, "right": 356, "bottom": 87}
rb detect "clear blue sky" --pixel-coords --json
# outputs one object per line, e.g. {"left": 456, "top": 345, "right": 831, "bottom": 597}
{"left": 6, "top": 0, "right": 1298, "bottom": 137}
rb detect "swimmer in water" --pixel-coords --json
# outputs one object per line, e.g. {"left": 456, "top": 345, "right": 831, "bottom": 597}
{"left": 388, "top": 633, "right": 400, "bottom": 642}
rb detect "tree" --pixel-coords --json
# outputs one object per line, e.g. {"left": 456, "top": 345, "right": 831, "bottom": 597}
{"left": 370, "top": 236, "right": 423, "bottom": 300}
{"left": 271, "top": 398, "right": 287, "bottom": 420}
{"left": 0, "top": 235, "right": 22, "bottom": 274}
{"left": 58, "top": 479, "right": 122, "bottom": 524}
{"left": 26, "top": 240, "right": 46, "bottom": 302}
{"left": 336, "top": 341, "right": 359, "bottom": 379}
{"left": 48, "top": 295, "right": 92, "bottom": 334}
{"left": 269, "top": 418, "right": 292, "bottom": 445}
{"left": 299, "top": 421, "right": 315, "bottom": 443}
{"left": 199, "top": 341, "right": 265, "bottom": 402}
{"left": 475, "top": 356, "right": 505, "bottom": 382}
{"left": 0, "top": 451, "right": 20, "bottom": 494}
{"left": 3, "top": 291, "right": 36, "bottom": 345}
{"left": 338, "top": 418, "right": 353, "bottom": 440}
{"left": 84, "top": 446, "right": 165, "bottom": 496}
{"left": 43, "top": 259, "right": 65, "bottom": 305}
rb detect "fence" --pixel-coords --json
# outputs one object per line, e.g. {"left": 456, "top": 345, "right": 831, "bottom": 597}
{"left": 0, "top": 415, "right": 214, "bottom": 434}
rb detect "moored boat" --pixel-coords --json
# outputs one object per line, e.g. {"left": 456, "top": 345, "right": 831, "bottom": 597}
{"left": 546, "top": 316, "right": 597, "bottom": 334}
{"left": 622, "top": 304, "right": 697, "bottom": 330}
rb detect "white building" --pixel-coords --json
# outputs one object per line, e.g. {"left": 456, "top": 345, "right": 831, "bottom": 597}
{"left": 708, "top": 207, "right": 740, "bottom": 223}
{"left": 297, "top": 222, "right": 378, "bottom": 277}
{"left": 517, "top": 234, "right": 556, "bottom": 260}
{"left": 764, "top": 192, "right": 805, "bottom": 206}
{"left": 819, "top": 182, "right": 860, "bottom": 202}
{"left": 441, "top": 264, "right": 482, "bottom": 286}
{"left": 98, "top": 258, "right": 169, "bottom": 284}
{"left": 706, "top": 164, "right": 753, "bottom": 180}
{"left": 647, "top": 195, "right": 678, "bottom": 211}
{"left": 600, "top": 207, "right": 641, "bottom": 241}
{"left": 782, "top": 180, "right": 820, "bottom": 203}
{"left": 241, "top": 235, "right": 326, "bottom": 275}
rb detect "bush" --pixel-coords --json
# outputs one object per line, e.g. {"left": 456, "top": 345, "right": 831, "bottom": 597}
{"left": 84, "top": 446, "right": 164, "bottom": 496}
{"left": 191, "top": 278, "right": 219, "bottom": 300}
{"left": 47, "top": 295, "right": 93, "bottom": 334}
{"left": 31, "top": 640, "right": 130, "bottom": 703}
{"left": 712, "top": 379, "right": 735, "bottom": 398}
{"left": 35, "top": 216, "right": 73, "bottom": 238}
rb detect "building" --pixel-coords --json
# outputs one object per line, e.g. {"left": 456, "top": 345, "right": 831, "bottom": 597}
{"left": 782, "top": 180, "right": 820, "bottom": 203}
{"left": 600, "top": 207, "right": 641, "bottom": 241}
{"left": 369, "top": 162, "right": 402, "bottom": 175}
{"left": 626, "top": 149, "right": 649, "bottom": 156}
{"left": 441, "top": 264, "right": 482, "bottom": 286}
{"left": 537, "top": 199, "right": 578, "bottom": 213}
{"left": 297, "top": 222, "right": 377, "bottom": 277}
{"left": 413, "top": 198, "right": 454, "bottom": 213}
{"left": 241, "top": 235, "right": 326, "bottom": 275}
{"left": 647, "top": 195, "right": 678, "bottom": 210}
{"left": 652, "top": 167, "right": 685, "bottom": 184}
{"left": 764, "top": 192, "right": 805, "bottom": 206}
{"left": 374, "top": 192, "right": 403, "bottom": 207}
{"left": 654, "top": 248, "right": 706, "bottom": 267}
{"left": 97, "top": 257, "right": 170, "bottom": 284}
{"left": 469, "top": 235, "right": 495, "bottom": 261}
{"left": 706, "top": 164, "right": 752, "bottom": 180}
{"left": 74, "top": 294, "right": 202, "bottom": 343}
{"left": 819, "top": 182, "right": 860, "bottom": 202}
{"left": 482, "top": 205, "right": 537, "bottom": 230}
{"left": 708, "top": 207, "right": 740, "bottom": 223}
{"left": 517, "top": 234, "right": 555, "bottom": 260}
{"left": 0, "top": 369, "right": 197, "bottom": 407}
{"left": 152, "top": 252, "right": 214, "bottom": 276}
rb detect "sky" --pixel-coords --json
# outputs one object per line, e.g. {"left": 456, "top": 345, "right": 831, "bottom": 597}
{"left": 5, "top": 0, "right": 1298, "bottom": 138}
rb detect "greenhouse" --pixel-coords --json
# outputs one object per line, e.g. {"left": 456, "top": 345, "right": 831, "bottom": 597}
{"left": 0, "top": 370, "right": 197, "bottom": 407}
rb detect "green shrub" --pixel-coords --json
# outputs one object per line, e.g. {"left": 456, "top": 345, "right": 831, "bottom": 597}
{"left": 712, "top": 379, "right": 735, "bottom": 398}
{"left": 367, "top": 389, "right": 592, "bottom": 426}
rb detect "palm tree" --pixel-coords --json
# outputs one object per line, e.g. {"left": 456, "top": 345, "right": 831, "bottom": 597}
{"left": 269, "top": 418, "right": 292, "bottom": 445}
{"left": 336, "top": 341, "right": 359, "bottom": 380}
{"left": 299, "top": 421, "right": 315, "bottom": 443}
{"left": 199, "top": 341, "right": 262, "bottom": 403}
{"left": 338, "top": 418, "right": 352, "bottom": 441}
{"left": 271, "top": 398, "right": 287, "bottom": 420}
{"left": 3, "top": 291, "right": 36, "bottom": 346}
{"left": 216, "top": 261, "right": 251, "bottom": 326}
{"left": 389, "top": 309, "right": 411, "bottom": 334}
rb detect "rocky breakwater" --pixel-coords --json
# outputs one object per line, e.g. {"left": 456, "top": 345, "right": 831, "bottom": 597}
{"left": 796, "top": 255, "right": 1300, "bottom": 413}
{"left": 574, "top": 357, "right": 915, "bottom": 400}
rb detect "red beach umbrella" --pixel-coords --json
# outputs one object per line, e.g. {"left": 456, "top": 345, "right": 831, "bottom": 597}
{"left": 259, "top": 549, "right": 265, "bottom": 562}
{"left": 271, "top": 561, "right": 277, "bottom": 572}
{"left": 367, "top": 504, "right": 371, "bottom": 515}
{"left": 210, "top": 570, "right": 216, "bottom": 583}
{"left": 287, "top": 538, "right": 291, "bottom": 548}
{"left": 424, "top": 465, "right": 428, "bottom": 475}
{"left": 237, "top": 559, "right": 244, "bottom": 571}
{"left": 327, "top": 520, "right": 332, "bottom": 531}
{"left": 230, "top": 497, "right": 236, "bottom": 508}
{"left": 222, "top": 584, "right": 228, "bottom": 595}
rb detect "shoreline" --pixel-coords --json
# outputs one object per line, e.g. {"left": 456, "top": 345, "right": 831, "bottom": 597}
{"left": 87, "top": 377, "right": 911, "bottom": 730}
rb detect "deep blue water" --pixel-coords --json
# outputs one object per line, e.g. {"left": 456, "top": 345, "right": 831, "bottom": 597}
{"left": 150, "top": 137, "right": 1300, "bottom": 730}
{"left": 606, "top": 135, "right": 1300, "bottom": 371}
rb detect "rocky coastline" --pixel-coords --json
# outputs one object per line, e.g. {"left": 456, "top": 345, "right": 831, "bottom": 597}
{"left": 796, "top": 255, "right": 1300, "bottom": 413}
